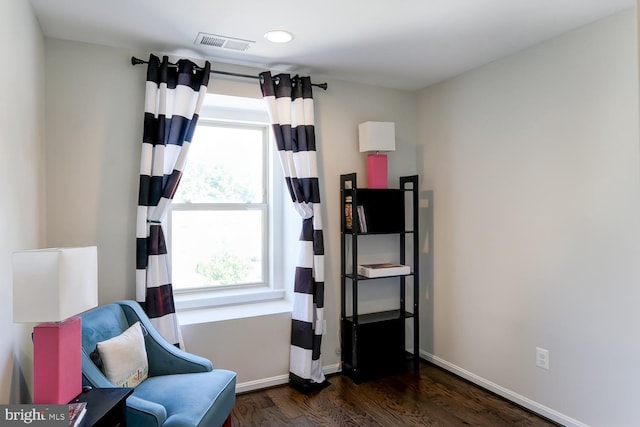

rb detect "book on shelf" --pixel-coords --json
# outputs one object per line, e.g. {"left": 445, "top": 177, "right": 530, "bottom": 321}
{"left": 356, "top": 205, "right": 367, "bottom": 233}
{"left": 345, "top": 196, "right": 368, "bottom": 233}
{"left": 357, "top": 263, "right": 411, "bottom": 278}
{"left": 345, "top": 196, "right": 353, "bottom": 229}
{"left": 68, "top": 401, "right": 87, "bottom": 427}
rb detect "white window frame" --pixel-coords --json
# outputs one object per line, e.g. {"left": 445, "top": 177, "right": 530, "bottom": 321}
{"left": 169, "top": 94, "right": 286, "bottom": 312}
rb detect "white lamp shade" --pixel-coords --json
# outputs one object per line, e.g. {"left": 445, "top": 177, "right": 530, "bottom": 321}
{"left": 358, "top": 121, "right": 396, "bottom": 152}
{"left": 12, "top": 246, "right": 98, "bottom": 323}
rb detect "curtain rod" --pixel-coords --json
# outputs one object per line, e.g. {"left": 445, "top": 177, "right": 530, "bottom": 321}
{"left": 130, "top": 56, "right": 328, "bottom": 91}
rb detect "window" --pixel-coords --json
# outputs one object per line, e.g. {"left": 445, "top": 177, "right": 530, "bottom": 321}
{"left": 169, "top": 94, "right": 285, "bottom": 310}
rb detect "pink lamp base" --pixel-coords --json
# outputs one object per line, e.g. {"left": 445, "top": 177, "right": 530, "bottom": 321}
{"left": 33, "top": 316, "right": 82, "bottom": 404}
{"left": 367, "top": 153, "right": 388, "bottom": 188}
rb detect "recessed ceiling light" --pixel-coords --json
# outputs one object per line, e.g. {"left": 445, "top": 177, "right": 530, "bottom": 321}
{"left": 264, "top": 30, "right": 294, "bottom": 44}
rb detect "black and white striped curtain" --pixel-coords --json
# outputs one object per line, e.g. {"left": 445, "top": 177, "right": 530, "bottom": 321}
{"left": 260, "top": 72, "right": 328, "bottom": 391}
{"left": 136, "top": 54, "right": 210, "bottom": 347}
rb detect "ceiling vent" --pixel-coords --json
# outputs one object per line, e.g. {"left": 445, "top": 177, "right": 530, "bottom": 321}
{"left": 194, "top": 33, "right": 254, "bottom": 52}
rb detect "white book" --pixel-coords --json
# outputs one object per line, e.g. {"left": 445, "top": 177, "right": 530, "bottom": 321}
{"left": 357, "top": 263, "right": 411, "bottom": 278}
{"left": 356, "top": 205, "right": 367, "bottom": 233}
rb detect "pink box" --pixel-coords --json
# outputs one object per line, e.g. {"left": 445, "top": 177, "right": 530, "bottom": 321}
{"left": 366, "top": 154, "right": 388, "bottom": 188}
{"left": 33, "top": 316, "right": 82, "bottom": 404}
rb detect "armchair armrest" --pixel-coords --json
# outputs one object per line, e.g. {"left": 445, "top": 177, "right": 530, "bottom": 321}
{"left": 125, "top": 395, "right": 168, "bottom": 427}
{"left": 81, "top": 353, "right": 116, "bottom": 388}
{"left": 117, "top": 301, "right": 213, "bottom": 376}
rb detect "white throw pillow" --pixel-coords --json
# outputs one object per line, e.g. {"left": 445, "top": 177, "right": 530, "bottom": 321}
{"left": 96, "top": 321, "right": 149, "bottom": 387}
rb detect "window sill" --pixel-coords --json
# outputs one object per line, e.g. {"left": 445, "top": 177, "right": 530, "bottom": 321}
{"left": 177, "top": 299, "right": 291, "bottom": 325}
{"left": 175, "top": 288, "right": 290, "bottom": 325}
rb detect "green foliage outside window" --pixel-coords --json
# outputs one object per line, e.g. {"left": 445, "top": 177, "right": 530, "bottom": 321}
{"left": 176, "top": 162, "right": 258, "bottom": 203}
{"left": 195, "top": 250, "right": 252, "bottom": 284}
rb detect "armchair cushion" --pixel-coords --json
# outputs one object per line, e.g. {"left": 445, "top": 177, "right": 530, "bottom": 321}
{"left": 132, "top": 370, "right": 236, "bottom": 427}
{"left": 96, "top": 321, "right": 149, "bottom": 387}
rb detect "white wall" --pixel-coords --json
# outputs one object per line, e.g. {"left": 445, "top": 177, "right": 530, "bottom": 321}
{"left": 0, "top": 0, "right": 46, "bottom": 404}
{"left": 418, "top": 9, "right": 640, "bottom": 426}
{"left": 42, "top": 39, "right": 419, "bottom": 388}
{"left": 44, "top": 39, "right": 144, "bottom": 304}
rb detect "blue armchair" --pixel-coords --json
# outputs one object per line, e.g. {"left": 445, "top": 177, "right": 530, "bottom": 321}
{"left": 79, "top": 300, "right": 236, "bottom": 427}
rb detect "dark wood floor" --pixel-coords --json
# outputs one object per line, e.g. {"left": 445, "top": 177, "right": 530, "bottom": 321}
{"left": 231, "top": 362, "right": 558, "bottom": 426}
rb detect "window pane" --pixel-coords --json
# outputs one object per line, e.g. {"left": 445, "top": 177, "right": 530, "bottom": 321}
{"left": 172, "top": 210, "right": 264, "bottom": 289}
{"left": 175, "top": 125, "right": 264, "bottom": 203}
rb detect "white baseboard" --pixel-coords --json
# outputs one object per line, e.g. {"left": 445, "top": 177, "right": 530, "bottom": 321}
{"left": 323, "top": 363, "right": 342, "bottom": 376}
{"left": 421, "top": 350, "right": 588, "bottom": 427}
{"left": 235, "top": 373, "right": 289, "bottom": 394}
{"left": 235, "top": 363, "right": 342, "bottom": 394}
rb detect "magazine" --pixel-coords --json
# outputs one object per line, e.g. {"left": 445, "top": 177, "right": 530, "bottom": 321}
{"left": 357, "top": 263, "right": 410, "bottom": 278}
{"left": 69, "top": 402, "right": 87, "bottom": 427}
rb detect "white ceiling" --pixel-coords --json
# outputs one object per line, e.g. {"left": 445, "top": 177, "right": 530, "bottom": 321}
{"left": 27, "top": 0, "right": 635, "bottom": 91}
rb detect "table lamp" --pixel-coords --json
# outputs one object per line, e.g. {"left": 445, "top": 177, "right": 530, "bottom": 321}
{"left": 12, "top": 246, "right": 98, "bottom": 404}
{"left": 359, "top": 121, "right": 396, "bottom": 188}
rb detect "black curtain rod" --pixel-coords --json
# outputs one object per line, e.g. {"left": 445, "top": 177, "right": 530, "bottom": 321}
{"left": 130, "top": 56, "right": 328, "bottom": 91}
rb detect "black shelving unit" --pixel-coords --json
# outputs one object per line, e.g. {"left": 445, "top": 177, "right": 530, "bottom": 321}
{"left": 340, "top": 173, "right": 419, "bottom": 382}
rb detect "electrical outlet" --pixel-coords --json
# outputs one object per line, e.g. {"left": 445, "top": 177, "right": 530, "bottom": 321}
{"left": 536, "top": 347, "right": 549, "bottom": 370}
